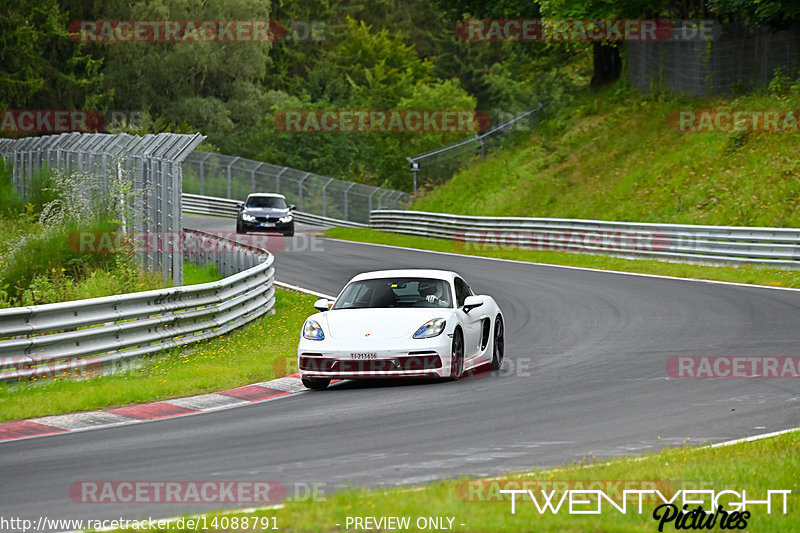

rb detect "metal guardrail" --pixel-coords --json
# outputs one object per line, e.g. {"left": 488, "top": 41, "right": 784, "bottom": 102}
{"left": 370, "top": 210, "right": 800, "bottom": 268}
{"left": 406, "top": 104, "right": 544, "bottom": 190}
{"left": 182, "top": 193, "right": 367, "bottom": 228}
{"left": 183, "top": 151, "right": 409, "bottom": 224}
{"left": 0, "top": 231, "right": 275, "bottom": 383}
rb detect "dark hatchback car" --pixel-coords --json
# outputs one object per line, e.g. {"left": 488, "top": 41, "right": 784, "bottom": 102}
{"left": 236, "top": 193, "right": 295, "bottom": 236}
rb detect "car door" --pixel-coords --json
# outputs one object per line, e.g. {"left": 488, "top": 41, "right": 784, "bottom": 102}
{"left": 454, "top": 277, "right": 483, "bottom": 360}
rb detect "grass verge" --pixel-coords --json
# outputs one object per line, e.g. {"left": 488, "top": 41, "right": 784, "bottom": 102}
{"left": 322, "top": 227, "right": 800, "bottom": 288}
{"left": 183, "top": 261, "right": 224, "bottom": 285}
{"left": 0, "top": 288, "right": 313, "bottom": 422}
{"left": 105, "top": 429, "right": 800, "bottom": 532}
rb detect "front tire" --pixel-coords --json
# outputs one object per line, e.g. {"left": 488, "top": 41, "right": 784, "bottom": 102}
{"left": 236, "top": 222, "right": 245, "bottom": 234}
{"left": 491, "top": 315, "right": 504, "bottom": 370}
{"left": 302, "top": 377, "right": 330, "bottom": 390}
{"left": 450, "top": 328, "right": 464, "bottom": 380}
{"left": 283, "top": 223, "right": 295, "bottom": 237}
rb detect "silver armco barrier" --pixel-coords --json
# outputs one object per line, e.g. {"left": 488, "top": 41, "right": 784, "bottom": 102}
{"left": 369, "top": 210, "right": 800, "bottom": 268}
{"left": 0, "top": 230, "right": 275, "bottom": 383}
{"left": 182, "top": 193, "right": 367, "bottom": 228}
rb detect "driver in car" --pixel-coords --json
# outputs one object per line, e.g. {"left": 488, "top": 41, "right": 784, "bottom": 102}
{"left": 419, "top": 281, "right": 448, "bottom": 306}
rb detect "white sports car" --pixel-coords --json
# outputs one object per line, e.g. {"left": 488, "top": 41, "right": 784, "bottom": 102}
{"left": 297, "top": 269, "right": 505, "bottom": 390}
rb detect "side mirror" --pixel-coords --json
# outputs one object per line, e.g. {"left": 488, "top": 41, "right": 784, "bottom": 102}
{"left": 289, "top": 204, "right": 296, "bottom": 211}
{"left": 463, "top": 295, "right": 484, "bottom": 313}
{"left": 313, "top": 298, "right": 330, "bottom": 311}
{"left": 236, "top": 202, "right": 244, "bottom": 209}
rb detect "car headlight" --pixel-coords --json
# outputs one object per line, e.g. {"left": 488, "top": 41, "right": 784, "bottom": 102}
{"left": 241, "top": 213, "right": 256, "bottom": 222}
{"left": 279, "top": 214, "right": 293, "bottom": 223}
{"left": 413, "top": 318, "right": 446, "bottom": 339}
{"left": 303, "top": 319, "right": 325, "bottom": 340}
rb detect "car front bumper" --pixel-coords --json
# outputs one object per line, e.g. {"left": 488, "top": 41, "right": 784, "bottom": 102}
{"left": 239, "top": 218, "right": 293, "bottom": 233}
{"left": 297, "top": 335, "right": 452, "bottom": 379}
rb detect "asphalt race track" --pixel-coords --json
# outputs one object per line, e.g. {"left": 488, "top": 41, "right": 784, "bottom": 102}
{"left": 2, "top": 213, "right": 799, "bottom": 528}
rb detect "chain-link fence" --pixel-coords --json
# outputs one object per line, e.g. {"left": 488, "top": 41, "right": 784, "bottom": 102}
{"left": 405, "top": 104, "right": 544, "bottom": 191}
{"left": 183, "top": 151, "right": 410, "bottom": 225}
{"left": 627, "top": 22, "right": 800, "bottom": 95}
{"left": 0, "top": 132, "right": 205, "bottom": 285}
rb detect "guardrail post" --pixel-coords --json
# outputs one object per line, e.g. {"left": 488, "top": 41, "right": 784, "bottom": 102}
{"left": 251, "top": 162, "right": 264, "bottom": 193}
{"left": 407, "top": 156, "right": 419, "bottom": 192}
{"left": 298, "top": 172, "right": 310, "bottom": 211}
{"left": 321, "top": 177, "right": 334, "bottom": 218}
{"left": 377, "top": 190, "right": 391, "bottom": 210}
{"left": 368, "top": 188, "right": 379, "bottom": 213}
{"left": 343, "top": 182, "right": 356, "bottom": 221}
{"left": 391, "top": 190, "right": 405, "bottom": 209}
{"left": 198, "top": 152, "right": 212, "bottom": 195}
{"left": 226, "top": 156, "right": 240, "bottom": 199}
{"left": 276, "top": 167, "right": 287, "bottom": 193}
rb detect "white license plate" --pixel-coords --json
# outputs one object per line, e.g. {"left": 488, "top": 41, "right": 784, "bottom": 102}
{"left": 260, "top": 222, "right": 275, "bottom": 227}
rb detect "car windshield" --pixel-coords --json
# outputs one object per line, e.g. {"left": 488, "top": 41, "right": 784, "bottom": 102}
{"left": 332, "top": 277, "right": 452, "bottom": 309}
{"left": 246, "top": 196, "right": 287, "bottom": 209}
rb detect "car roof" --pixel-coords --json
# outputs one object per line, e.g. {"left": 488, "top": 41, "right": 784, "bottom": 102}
{"left": 246, "top": 193, "right": 286, "bottom": 199}
{"left": 349, "top": 269, "right": 459, "bottom": 283}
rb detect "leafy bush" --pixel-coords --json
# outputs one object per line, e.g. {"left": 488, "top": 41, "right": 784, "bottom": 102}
{"left": 0, "top": 217, "right": 120, "bottom": 300}
{"left": 0, "top": 166, "right": 149, "bottom": 306}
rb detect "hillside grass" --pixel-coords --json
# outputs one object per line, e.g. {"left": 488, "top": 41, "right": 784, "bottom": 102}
{"left": 412, "top": 84, "right": 800, "bottom": 228}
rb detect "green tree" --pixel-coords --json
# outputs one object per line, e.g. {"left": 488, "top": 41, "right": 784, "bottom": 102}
{"left": 101, "top": 0, "right": 273, "bottom": 151}
{"left": 0, "top": 0, "right": 108, "bottom": 116}
{"left": 537, "top": 0, "right": 662, "bottom": 86}
{"left": 247, "top": 18, "right": 478, "bottom": 189}
{"left": 706, "top": 0, "right": 800, "bottom": 29}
